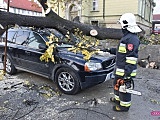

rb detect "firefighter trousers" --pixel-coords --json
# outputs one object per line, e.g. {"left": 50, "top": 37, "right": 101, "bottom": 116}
{"left": 113, "top": 75, "right": 131, "bottom": 108}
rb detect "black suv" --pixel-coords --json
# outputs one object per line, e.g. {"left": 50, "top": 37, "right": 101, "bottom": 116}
{"left": 0, "top": 27, "right": 115, "bottom": 94}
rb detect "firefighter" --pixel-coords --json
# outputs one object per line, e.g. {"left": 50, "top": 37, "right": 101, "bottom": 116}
{"left": 106, "top": 13, "right": 142, "bottom": 112}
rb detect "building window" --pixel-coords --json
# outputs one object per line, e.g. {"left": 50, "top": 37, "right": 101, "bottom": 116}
{"left": 93, "top": 0, "right": 98, "bottom": 11}
{"left": 138, "top": 0, "right": 143, "bottom": 16}
{"left": 13, "top": 8, "right": 16, "bottom": 13}
{"left": 145, "top": 1, "right": 152, "bottom": 22}
{"left": 142, "top": 0, "right": 146, "bottom": 18}
{"left": 69, "top": 4, "right": 78, "bottom": 21}
{"left": 91, "top": 20, "right": 99, "bottom": 26}
{"left": 18, "top": 9, "right": 20, "bottom": 14}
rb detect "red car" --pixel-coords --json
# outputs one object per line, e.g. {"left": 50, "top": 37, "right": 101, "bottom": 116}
{"left": 152, "top": 28, "right": 160, "bottom": 34}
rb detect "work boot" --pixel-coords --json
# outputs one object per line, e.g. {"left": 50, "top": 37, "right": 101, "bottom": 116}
{"left": 110, "top": 97, "right": 120, "bottom": 105}
{"left": 113, "top": 105, "right": 129, "bottom": 112}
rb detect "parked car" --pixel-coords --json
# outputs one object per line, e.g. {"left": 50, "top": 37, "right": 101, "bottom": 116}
{"left": 0, "top": 27, "right": 115, "bottom": 95}
{"left": 152, "top": 28, "right": 160, "bottom": 34}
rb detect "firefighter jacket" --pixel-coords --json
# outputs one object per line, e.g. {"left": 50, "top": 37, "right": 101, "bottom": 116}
{"left": 114, "top": 30, "right": 140, "bottom": 78}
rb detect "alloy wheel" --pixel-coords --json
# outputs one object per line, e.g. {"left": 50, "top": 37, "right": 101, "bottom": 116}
{"left": 6, "top": 58, "right": 12, "bottom": 73}
{"left": 57, "top": 72, "right": 75, "bottom": 92}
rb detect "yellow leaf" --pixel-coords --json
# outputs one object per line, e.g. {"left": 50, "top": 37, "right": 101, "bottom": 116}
{"left": 46, "top": 42, "right": 49, "bottom": 46}
{"left": 0, "top": 70, "right": 5, "bottom": 80}
{"left": 51, "top": 55, "right": 55, "bottom": 62}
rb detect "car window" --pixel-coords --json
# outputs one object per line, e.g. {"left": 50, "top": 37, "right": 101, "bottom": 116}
{"left": 15, "top": 31, "right": 29, "bottom": 44}
{"left": 41, "top": 29, "right": 65, "bottom": 41}
{"left": 2, "top": 31, "right": 16, "bottom": 43}
{"left": 155, "top": 28, "right": 160, "bottom": 31}
{"left": 51, "top": 29, "right": 64, "bottom": 39}
{"left": 27, "top": 32, "right": 46, "bottom": 49}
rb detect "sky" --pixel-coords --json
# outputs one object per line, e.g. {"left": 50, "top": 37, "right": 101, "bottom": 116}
{"left": 153, "top": 0, "right": 160, "bottom": 14}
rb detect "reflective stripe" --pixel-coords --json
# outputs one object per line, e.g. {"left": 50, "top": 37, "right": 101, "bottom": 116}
{"left": 118, "top": 43, "right": 126, "bottom": 53}
{"left": 126, "top": 57, "right": 137, "bottom": 64}
{"left": 120, "top": 101, "right": 131, "bottom": 107}
{"left": 131, "top": 70, "right": 137, "bottom": 76}
{"left": 114, "top": 95, "right": 120, "bottom": 101}
{"left": 116, "top": 68, "right": 137, "bottom": 77}
{"left": 115, "top": 68, "right": 125, "bottom": 76}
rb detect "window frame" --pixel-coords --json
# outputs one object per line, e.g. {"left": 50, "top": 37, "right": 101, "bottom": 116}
{"left": 14, "top": 30, "right": 30, "bottom": 45}
{"left": 26, "top": 31, "right": 46, "bottom": 49}
{"left": 92, "top": 0, "right": 98, "bottom": 11}
{"left": 2, "top": 30, "right": 17, "bottom": 43}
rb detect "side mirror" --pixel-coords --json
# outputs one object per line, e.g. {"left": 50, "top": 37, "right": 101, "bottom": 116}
{"left": 39, "top": 43, "right": 47, "bottom": 50}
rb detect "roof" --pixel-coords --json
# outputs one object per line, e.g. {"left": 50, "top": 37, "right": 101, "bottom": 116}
{"left": 153, "top": 14, "right": 160, "bottom": 21}
{"left": 4, "top": 0, "right": 42, "bottom": 12}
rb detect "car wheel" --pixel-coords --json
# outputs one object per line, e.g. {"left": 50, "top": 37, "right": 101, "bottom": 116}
{"left": 55, "top": 68, "right": 80, "bottom": 95}
{"left": 4, "top": 56, "right": 17, "bottom": 75}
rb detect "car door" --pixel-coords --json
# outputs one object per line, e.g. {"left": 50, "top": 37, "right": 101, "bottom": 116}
{"left": 21, "top": 31, "right": 50, "bottom": 76}
{"left": 10, "top": 30, "right": 30, "bottom": 67}
{"left": 0, "top": 30, "right": 17, "bottom": 64}
{"left": 2, "top": 29, "right": 28, "bottom": 67}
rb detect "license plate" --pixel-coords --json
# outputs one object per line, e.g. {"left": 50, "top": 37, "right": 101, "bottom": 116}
{"left": 104, "top": 72, "right": 113, "bottom": 82}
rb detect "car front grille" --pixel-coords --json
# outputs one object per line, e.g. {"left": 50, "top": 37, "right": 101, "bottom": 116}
{"left": 102, "top": 58, "right": 116, "bottom": 69}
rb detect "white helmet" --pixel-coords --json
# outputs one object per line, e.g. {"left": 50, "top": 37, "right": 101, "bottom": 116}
{"left": 119, "top": 13, "right": 142, "bottom": 33}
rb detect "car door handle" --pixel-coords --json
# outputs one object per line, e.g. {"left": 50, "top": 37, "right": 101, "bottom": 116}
{"left": 25, "top": 51, "right": 30, "bottom": 55}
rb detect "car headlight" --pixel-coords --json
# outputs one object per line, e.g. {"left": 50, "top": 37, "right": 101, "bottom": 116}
{"left": 84, "top": 62, "right": 102, "bottom": 72}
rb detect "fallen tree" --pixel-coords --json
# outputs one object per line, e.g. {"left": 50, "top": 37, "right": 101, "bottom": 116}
{"left": 0, "top": 0, "right": 124, "bottom": 40}
{"left": 0, "top": 10, "right": 123, "bottom": 40}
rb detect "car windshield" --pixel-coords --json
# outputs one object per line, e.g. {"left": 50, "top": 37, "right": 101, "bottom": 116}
{"left": 41, "top": 29, "right": 78, "bottom": 48}
{"left": 154, "top": 28, "right": 160, "bottom": 31}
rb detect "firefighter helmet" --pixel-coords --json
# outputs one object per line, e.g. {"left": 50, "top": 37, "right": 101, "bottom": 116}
{"left": 118, "top": 13, "right": 142, "bottom": 33}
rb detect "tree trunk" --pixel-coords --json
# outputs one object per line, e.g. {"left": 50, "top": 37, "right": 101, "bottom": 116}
{"left": 0, "top": 10, "right": 123, "bottom": 40}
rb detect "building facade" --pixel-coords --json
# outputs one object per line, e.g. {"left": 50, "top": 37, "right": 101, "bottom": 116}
{"left": 0, "top": 0, "right": 42, "bottom": 16}
{"left": 0, "top": 0, "right": 155, "bottom": 34}
{"left": 62, "top": 0, "right": 155, "bottom": 34}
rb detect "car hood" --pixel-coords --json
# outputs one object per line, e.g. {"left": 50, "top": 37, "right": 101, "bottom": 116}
{"left": 57, "top": 48, "right": 115, "bottom": 63}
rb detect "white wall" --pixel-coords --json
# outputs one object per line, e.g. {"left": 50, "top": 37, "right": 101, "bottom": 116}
{"left": 9, "top": 7, "right": 42, "bottom": 16}
{"left": 0, "top": 0, "right": 42, "bottom": 16}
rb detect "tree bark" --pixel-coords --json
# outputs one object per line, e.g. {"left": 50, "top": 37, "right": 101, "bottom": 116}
{"left": 0, "top": 0, "right": 145, "bottom": 40}
{"left": 0, "top": 10, "right": 123, "bottom": 40}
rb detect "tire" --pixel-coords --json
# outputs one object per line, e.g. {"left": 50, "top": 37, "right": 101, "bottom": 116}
{"left": 55, "top": 68, "right": 80, "bottom": 95}
{"left": 3, "top": 55, "right": 17, "bottom": 75}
